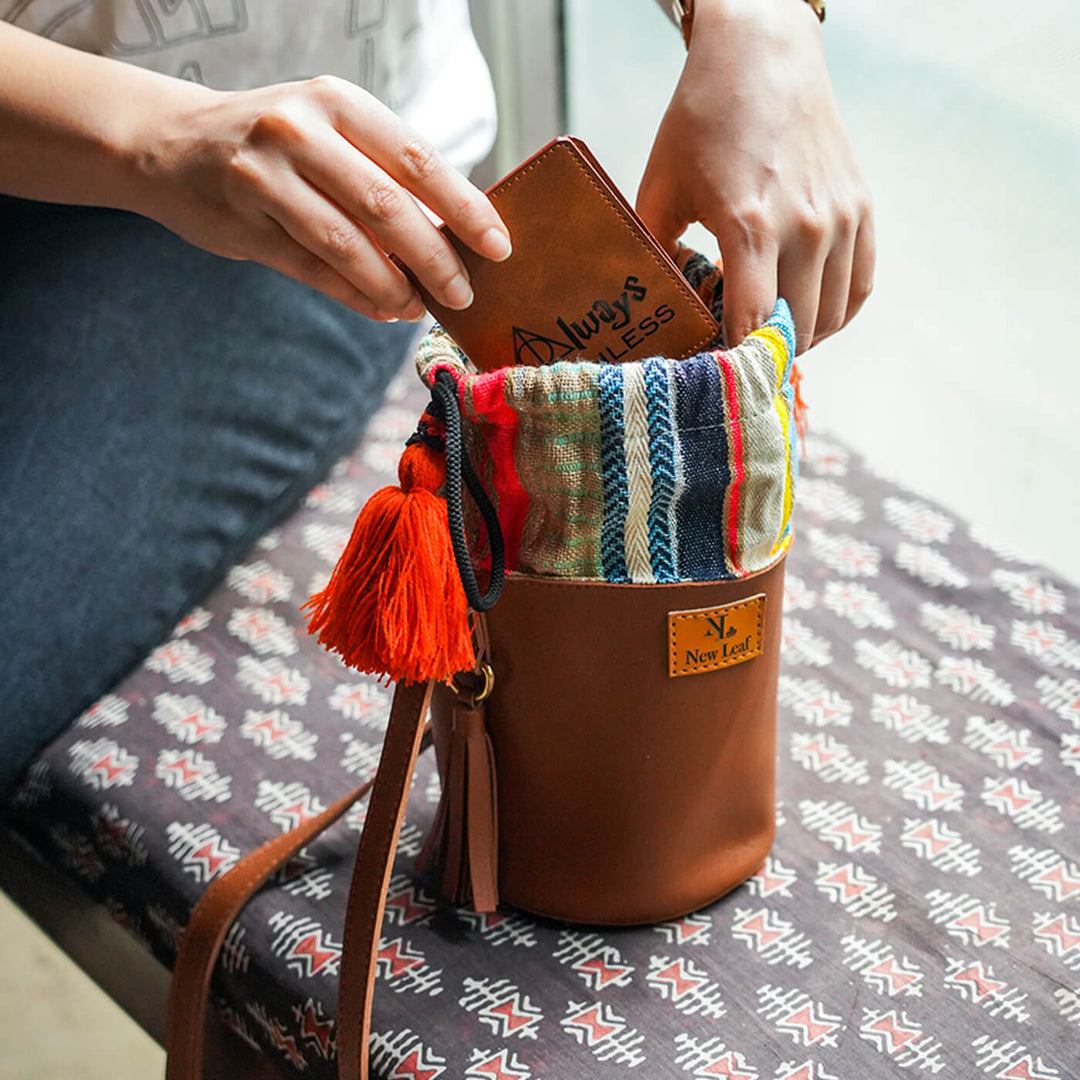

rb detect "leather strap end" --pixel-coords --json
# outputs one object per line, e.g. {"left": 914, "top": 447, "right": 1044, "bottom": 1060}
{"left": 464, "top": 714, "right": 499, "bottom": 913}
{"left": 440, "top": 719, "right": 468, "bottom": 903}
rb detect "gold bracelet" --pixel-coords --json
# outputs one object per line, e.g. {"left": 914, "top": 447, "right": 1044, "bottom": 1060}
{"left": 672, "top": 0, "right": 826, "bottom": 49}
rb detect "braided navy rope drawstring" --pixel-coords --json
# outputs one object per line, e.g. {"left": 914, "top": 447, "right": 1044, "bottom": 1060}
{"left": 407, "top": 369, "right": 505, "bottom": 613}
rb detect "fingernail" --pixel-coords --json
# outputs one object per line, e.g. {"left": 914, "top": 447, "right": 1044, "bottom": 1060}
{"left": 444, "top": 275, "right": 474, "bottom": 310}
{"left": 403, "top": 297, "right": 427, "bottom": 322}
{"left": 480, "top": 227, "right": 512, "bottom": 262}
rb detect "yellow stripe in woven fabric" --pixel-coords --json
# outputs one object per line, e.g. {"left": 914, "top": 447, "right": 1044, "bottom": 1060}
{"left": 771, "top": 389, "right": 794, "bottom": 556}
{"left": 406, "top": 295, "right": 799, "bottom": 585}
{"left": 622, "top": 363, "right": 655, "bottom": 584}
{"left": 752, "top": 324, "right": 791, "bottom": 390}
{"left": 752, "top": 321, "right": 796, "bottom": 557}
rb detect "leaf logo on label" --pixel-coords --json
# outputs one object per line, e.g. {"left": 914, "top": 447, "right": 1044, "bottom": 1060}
{"left": 668, "top": 595, "right": 765, "bottom": 678}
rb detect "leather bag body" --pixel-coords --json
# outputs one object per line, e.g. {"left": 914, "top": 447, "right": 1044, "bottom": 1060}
{"left": 430, "top": 556, "right": 785, "bottom": 925}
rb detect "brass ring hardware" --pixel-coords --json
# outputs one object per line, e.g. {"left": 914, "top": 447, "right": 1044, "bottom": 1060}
{"left": 473, "top": 663, "right": 495, "bottom": 703}
{"left": 452, "top": 662, "right": 495, "bottom": 708}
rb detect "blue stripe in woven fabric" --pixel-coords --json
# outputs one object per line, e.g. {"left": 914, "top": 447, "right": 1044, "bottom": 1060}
{"left": 674, "top": 355, "right": 735, "bottom": 581}
{"left": 597, "top": 364, "right": 630, "bottom": 583}
{"left": 643, "top": 358, "right": 678, "bottom": 583}
{"left": 779, "top": 379, "right": 798, "bottom": 545}
{"left": 769, "top": 298, "right": 797, "bottom": 362}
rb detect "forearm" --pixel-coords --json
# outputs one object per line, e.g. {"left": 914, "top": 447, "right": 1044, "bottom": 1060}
{"left": 0, "top": 22, "right": 208, "bottom": 211}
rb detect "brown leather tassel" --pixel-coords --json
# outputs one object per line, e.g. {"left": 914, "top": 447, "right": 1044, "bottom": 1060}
{"left": 440, "top": 717, "right": 467, "bottom": 903}
{"left": 423, "top": 703, "right": 500, "bottom": 912}
{"left": 464, "top": 707, "right": 499, "bottom": 912}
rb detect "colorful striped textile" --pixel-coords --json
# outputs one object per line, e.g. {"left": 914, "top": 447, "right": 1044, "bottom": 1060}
{"left": 416, "top": 299, "right": 798, "bottom": 583}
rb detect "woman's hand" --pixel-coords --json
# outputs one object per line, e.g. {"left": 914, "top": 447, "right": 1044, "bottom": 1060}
{"left": 636, "top": 0, "right": 874, "bottom": 353}
{"left": 131, "top": 76, "right": 511, "bottom": 321}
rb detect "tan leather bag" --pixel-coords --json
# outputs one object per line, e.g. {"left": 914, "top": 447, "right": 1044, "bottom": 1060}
{"left": 427, "top": 563, "right": 784, "bottom": 926}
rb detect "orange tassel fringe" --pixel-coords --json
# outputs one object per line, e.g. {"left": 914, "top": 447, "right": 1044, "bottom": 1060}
{"left": 303, "top": 412, "right": 474, "bottom": 685}
{"left": 790, "top": 362, "right": 809, "bottom": 446}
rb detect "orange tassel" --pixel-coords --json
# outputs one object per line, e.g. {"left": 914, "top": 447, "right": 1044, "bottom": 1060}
{"left": 789, "top": 362, "right": 809, "bottom": 447}
{"left": 303, "top": 413, "right": 475, "bottom": 684}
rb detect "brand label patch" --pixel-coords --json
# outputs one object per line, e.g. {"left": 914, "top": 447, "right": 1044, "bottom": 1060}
{"left": 668, "top": 595, "right": 766, "bottom": 678}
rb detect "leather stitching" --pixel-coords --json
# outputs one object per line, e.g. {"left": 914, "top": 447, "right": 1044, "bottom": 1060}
{"left": 497, "top": 556, "right": 783, "bottom": 593}
{"left": 489, "top": 141, "right": 717, "bottom": 358}
{"left": 668, "top": 594, "right": 765, "bottom": 677}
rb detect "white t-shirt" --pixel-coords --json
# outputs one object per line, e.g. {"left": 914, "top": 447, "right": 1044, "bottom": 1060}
{"left": 5, "top": 0, "right": 497, "bottom": 174}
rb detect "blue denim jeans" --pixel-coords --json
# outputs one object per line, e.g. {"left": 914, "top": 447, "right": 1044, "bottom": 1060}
{"left": 0, "top": 196, "right": 415, "bottom": 798}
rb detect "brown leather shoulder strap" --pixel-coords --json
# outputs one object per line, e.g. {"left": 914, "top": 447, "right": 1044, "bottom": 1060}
{"left": 165, "top": 680, "right": 433, "bottom": 1080}
{"left": 337, "top": 679, "right": 433, "bottom": 1080}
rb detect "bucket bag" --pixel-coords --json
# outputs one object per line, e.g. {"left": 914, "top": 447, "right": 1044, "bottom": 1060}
{"left": 164, "top": 256, "right": 801, "bottom": 1080}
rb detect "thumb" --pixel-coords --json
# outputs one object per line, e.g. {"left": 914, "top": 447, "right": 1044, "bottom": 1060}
{"left": 635, "top": 165, "right": 688, "bottom": 260}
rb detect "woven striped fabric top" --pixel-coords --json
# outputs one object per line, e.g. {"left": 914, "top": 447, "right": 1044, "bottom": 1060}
{"left": 417, "top": 300, "right": 798, "bottom": 583}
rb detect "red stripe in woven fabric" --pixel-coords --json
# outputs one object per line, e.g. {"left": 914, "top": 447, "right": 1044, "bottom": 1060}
{"left": 462, "top": 370, "right": 529, "bottom": 572}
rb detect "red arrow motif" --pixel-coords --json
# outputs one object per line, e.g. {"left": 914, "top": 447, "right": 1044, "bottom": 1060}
{"left": 951, "top": 963, "right": 1006, "bottom": 1000}
{"left": 389, "top": 1049, "right": 441, "bottom": 1080}
{"left": 487, "top": 999, "right": 537, "bottom": 1034}
{"left": 952, "top": 909, "right": 1008, "bottom": 944}
{"left": 868, "top": 1012, "right": 920, "bottom": 1051}
{"left": 377, "top": 940, "right": 425, "bottom": 978}
{"left": 91, "top": 753, "right": 129, "bottom": 784}
{"left": 568, "top": 1005, "right": 617, "bottom": 1042}
{"left": 784, "top": 1004, "right": 839, "bottom": 1045}
{"left": 291, "top": 932, "right": 339, "bottom": 975}
{"left": 653, "top": 961, "right": 704, "bottom": 999}
{"left": 190, "top": 841, "right": 228, "bottom": 878}
{"left": 577, "top": 956, "right": 632, "bottom": 988}
{"left": 868, "top": 958, "right": 920, "bottom": 994}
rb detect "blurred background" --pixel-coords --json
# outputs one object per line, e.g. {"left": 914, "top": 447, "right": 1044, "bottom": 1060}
{"left": 3, "top": 1, "right": 1078, "bottom": 1077}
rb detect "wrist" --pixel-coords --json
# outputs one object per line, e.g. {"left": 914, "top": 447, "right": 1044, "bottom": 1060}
{"left": 686, "top": 0, "right": 821, "bottom": 39}
{"left": 113, "top": 76, "right": 219, "bottom": 220}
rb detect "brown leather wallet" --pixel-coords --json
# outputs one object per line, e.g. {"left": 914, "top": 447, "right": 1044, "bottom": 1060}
{"left": 407, "top": 136, "right": 720, "bottom": 371}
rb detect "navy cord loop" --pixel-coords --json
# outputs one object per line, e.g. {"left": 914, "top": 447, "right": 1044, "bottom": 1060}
{"left": 417, "top": 369, "right": 504, "bottom": 613}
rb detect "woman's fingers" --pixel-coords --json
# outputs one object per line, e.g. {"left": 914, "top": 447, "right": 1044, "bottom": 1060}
{"left": 315, "top": 77, "right": 511, "bottom": 262}
{"left": 254, "top": 215, "right": 402, "bottom": 321}
{"left": 847, "top": 212, "right": 876, "bottom": 324}
{"left": 256, "top": 170, "right": 426, "bottom": 318}
{"left": 719, "top": 228, "right": 779, "bottom": 349}
{"left": 811, "top": 215, "right": 855, "bottom": 348}
{"left": 293, "top": 128, "right": 476, "bottom": 311}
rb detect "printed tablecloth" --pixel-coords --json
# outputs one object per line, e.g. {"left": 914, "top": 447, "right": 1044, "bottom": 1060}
{"left": 4, "top": 362, "right": 1079, "bottom": 1080}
